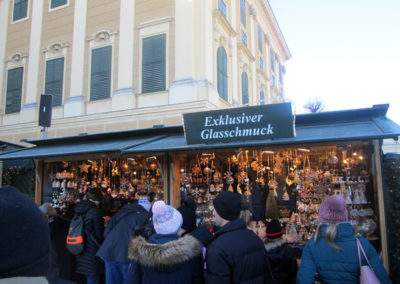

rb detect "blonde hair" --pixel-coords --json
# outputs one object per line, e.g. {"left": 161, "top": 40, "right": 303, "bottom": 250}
{"left": 313, "top": 223, "right": 342, "bottom": 250}
{"left": 240, "top": 209, "right": 251, "bottom": 227}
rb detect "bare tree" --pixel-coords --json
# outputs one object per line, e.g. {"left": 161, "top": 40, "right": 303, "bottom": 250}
{"left": 304, "top": 97, "right": 325, "bottom": 113}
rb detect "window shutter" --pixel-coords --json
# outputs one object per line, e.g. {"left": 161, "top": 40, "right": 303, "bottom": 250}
{"left": 258, "top": 26, "right": 263, "bottom": 53}
{"left": 240, "top": 0, "right": 246, "bottom": 27}
{"left": 142, "top": 34, "right": 166, "bottom": 93}
{"left": 13, "top": 0, "right": 28, "bottom": 21}
{"left": 270, "top": 49, "right": 275, "bottom": 72}
{"left": 260, "top": 91, "right": 265, "bottom": 105}
{"left": 217, "top": 47, "right": 228, "bottom": 101}
{"left": 45, "top": 58, "right": 64, "bottom": 106}
{"left": 5, "top": 67, "right": 23, "bottom": 114}
{"left": 90, "top": 46, "right": 112, "bottom": 101}
{"left": 241, "top": 72, "right": 248, "bottom": 105}
{"left": 51, "top": 0, "right": 68, "bottom": 9}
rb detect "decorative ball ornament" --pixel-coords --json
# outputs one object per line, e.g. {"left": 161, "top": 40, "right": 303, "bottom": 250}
{"left": 149, "top": 162, "right": 157, "bottom": 171}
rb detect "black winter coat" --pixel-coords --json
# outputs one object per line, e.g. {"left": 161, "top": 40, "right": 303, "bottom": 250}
{"left": 49, "top": 217, "right": 75, "bottom": 281}
{"left": 206, "top": 219, "right": 269, "bottom": 284}
{"left": 264, "top": 238, "right": 297, "bottom": 284}
{"left": 74, "top": 200, "right": 104, "bottom": 276}
{"left": 97, "top": 203, "right": 148, "bottom": 264}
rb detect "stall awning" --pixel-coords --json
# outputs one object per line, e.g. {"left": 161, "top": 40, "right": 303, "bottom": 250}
{"left": 120, "top": 115, "right": 400, "bottom": 153}
{"left": 0, "top": 135, "right": 165, "bottom": 160}
{"left": 0, "top": 104, "right": 399, "bottom": 160}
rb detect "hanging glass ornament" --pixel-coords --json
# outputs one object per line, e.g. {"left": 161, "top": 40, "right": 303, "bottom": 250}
{"left": 353, "top": 188, "right": 361, "bottom": 204}
{"left": 359, "top": 184, "right": 368, "bottom": 204}
{"left": 282, "top": 186, "right": 290, "bottom": 201}
{"left": 149, "top": 161, "right": 157, "bottom": 171}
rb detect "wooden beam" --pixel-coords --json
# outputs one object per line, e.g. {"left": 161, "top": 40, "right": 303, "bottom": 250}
{"left": 34, "top": 160, "right": 43, "bottom": 205}
{"left": 373, "top": 139, "right": 389, "bottom": 271}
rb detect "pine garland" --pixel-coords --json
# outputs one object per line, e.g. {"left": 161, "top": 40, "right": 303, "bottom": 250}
{"left": 265, "top": 189, "right": 279, "bottom": 220}
{"left": 383, "top": 154, "right": 400, "bottom": 269}
{"left": 2, "top": 165, "right": 35, "bottom": 198}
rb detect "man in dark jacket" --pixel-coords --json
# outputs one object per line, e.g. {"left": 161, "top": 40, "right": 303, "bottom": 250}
{"left": 74, "top": 188, "right": 105, "bottom": 284}
{"left": 39, "top": 203, "right": 75, "bottom": 283}
{"left": 97, "top": 195, "right": 150, "bottom": 284}
{"left": 206, "top": 191, "right": 270, "bottom": 284}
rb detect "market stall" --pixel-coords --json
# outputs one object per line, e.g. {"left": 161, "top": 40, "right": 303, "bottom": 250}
{"left": 0, "top": 103, "right": 399, "bottom": 270}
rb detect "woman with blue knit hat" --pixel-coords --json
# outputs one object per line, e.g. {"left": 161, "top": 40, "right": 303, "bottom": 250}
{"left": 124, "top": 200, "right": 203, "bottom": 284}
{"left": 297, "top": 195, "right": 391, "bottom": 283}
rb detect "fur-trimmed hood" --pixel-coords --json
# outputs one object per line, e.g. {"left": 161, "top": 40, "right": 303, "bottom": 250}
{"left": 128, "top": 234, "right": 202, "bottom": 268}
{"left": 264, "top": 238, "right": 287, "bottom": 252}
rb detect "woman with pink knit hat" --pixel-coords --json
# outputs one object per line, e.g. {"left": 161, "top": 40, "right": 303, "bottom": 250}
{"left": 297, "top": 195, "right": 391, "bottom": 284}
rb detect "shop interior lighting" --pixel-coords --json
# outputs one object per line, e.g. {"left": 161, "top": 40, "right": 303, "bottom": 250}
{"left": 298, "top": 148, "right": 310, "bottom": 153}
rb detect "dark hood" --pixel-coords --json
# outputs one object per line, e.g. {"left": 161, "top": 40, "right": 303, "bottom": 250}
{"left": 119, "top": 202, "right": 148, "bottom": 215}
{"left": 74, "top": 200, "right": 95, "bottom": 214}
{"left": 128, "top": 234, "right": 202, "bottom": 272}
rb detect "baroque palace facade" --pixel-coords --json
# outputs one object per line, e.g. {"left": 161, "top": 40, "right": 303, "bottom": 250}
{"left": 0, "top": 0, "right": 290, "bottom": 145}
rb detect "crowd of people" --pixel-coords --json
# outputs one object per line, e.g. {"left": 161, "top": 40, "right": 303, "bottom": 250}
{"left": 0, "top": 185, "right": 393, "bottom": 284}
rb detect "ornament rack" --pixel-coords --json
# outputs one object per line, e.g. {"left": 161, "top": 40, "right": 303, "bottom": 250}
{"left": 173, "top": 142, "right": 378, "bottom": 243}
{"left": 47, "top": 156, "right": 165, "bottom": 214}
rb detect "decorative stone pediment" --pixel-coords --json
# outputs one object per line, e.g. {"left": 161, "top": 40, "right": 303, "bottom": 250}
{"left": 42, "top": 41, "right": 69, "bottom": 55}
{"left": 249, "top": 5, "right": 257, "bottom": 18}
{"left": 87, "top": 30, "right": 118, "bottom": 43}
{"left": 5, "top": 52, "right": 28, "bottom": 64}
{"left": 264, "top": 34, "right": 270, "bottom": 45}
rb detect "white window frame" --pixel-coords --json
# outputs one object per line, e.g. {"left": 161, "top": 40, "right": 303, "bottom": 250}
{"left": 48, "top": 0, "right": 69, "bottom": 12}
{"left": 11, "top": 0, "right": 30, "bottom": 24}
{"left": 86, "top": 30, "right": 117, "bottom": 101}
{"left": 4, "top": 52, "right": 28, "bottom": 114}
{"left": 138, "top": 17, "right": 171, "bottom": 94}
{"left": 42, "top": 41, "right": 69, "bottom": 106}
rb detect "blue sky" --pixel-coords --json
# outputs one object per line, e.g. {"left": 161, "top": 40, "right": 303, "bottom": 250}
{"left": 268, "top": 0, "right": 400, "bottom": 124}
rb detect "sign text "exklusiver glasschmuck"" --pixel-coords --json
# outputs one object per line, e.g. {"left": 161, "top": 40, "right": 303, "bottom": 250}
{"left": 183, "top": 103, "right": 295, "bottom": 145}
{"left": 201, "top": 113, "right": 274, "bottom": 139}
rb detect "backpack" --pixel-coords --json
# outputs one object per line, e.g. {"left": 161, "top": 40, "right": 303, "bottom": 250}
{"left": 66, "top": 213, "right": 85, "bottom": 255}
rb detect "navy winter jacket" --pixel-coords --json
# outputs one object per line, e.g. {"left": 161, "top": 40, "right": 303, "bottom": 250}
{"left": 124, "top": 233, "right": 203, "bottom": 284}
{"left": 206, "top": 218, "right": 270, "bottom": 284}
{"left": 297, "top": 222, "right": 391, "bottom": 284}
{"left": 96, "top": 203, "right": 148, "bottom": 264}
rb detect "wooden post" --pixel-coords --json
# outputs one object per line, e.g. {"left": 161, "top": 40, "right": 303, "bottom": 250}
{"left": 373, "top": 139, "right": 389, "bottom": 271}
{"left": 35, "top": 160, "right": 43, "bottom": 205}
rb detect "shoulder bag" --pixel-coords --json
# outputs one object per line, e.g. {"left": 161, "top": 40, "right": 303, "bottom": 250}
{"left": 356, "top": 238, "right": 380, "bottom": 284}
